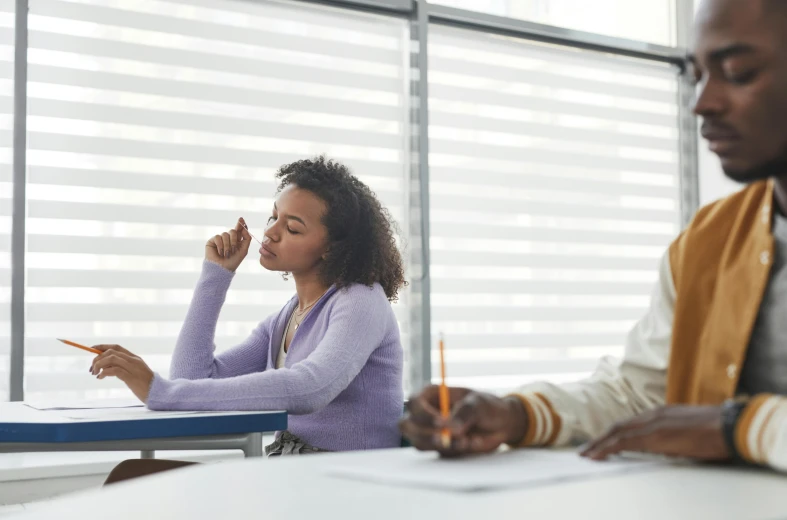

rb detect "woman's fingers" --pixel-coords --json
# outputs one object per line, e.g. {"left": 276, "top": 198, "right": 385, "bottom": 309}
{"left": 96, "top": 366, "right": 131, "bottom": 381}
{"left": 221, "top": 232, "right": 232, "bottom": 258}
{"left": 91, "top": 350, "right": 135, "bottom": 375}
{"left": 229, "top": 229, "right": 239, "bottom": 256}
{"left": 92, "top": 344, "right": 134, "bottom": 356}
{"left": 209, "top": 235, "right": 224, "bottom": 256}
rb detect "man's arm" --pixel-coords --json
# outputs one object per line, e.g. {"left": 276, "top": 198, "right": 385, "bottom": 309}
{"left": 509, "top": 249, "right": 675, "bottom": 447}
{"left": 735, "top": 394, "right": 787, "bottom": 472}
{"left": 400, "top": 249, "right": 676, "bottom": 454}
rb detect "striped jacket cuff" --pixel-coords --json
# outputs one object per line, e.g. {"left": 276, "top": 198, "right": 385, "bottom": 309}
{"left": 506, "top": 392, "right": 562, "bottom": 447}
{"left": 735, "top": 394, "right": 786, "bottom": 465}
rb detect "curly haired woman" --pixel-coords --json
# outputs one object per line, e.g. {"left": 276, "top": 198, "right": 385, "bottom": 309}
{"left": 94, "top": 156, "right": 407, "bottom": 481}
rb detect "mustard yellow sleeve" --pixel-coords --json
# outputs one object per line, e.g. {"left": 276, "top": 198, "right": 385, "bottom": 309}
{"left": 735, "top": 394, "right": 787, "bottom": 472}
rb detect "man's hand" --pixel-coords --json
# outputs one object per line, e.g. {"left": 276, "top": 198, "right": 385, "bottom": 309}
{"left": 399, "top": 385, "right": 529, "bottom": 457}
{"left": 580, "top": 405, "right": 730, "bottom": 461}
{"left": 90, "top": 345, "right": 155, "bottom": 404}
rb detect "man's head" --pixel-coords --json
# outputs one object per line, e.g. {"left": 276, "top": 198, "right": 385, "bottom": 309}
{"left": 692, "top": 0, "right": 787, "bottom": 182}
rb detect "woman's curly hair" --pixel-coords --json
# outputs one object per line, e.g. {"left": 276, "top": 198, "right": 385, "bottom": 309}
{"left": 275, "top": 156, "right": 407, "bottom": 302}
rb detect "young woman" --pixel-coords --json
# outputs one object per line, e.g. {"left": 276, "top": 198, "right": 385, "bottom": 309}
{"left": 92, "top": 157, "right": 406, "bottom": 473}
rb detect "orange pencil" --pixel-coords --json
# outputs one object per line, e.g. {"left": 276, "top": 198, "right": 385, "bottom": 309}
{"left": 438, "top": 333, "right": 451, "bottom": 449}
{"left": 57, "top": 339, "right": 101, "bottom": 355}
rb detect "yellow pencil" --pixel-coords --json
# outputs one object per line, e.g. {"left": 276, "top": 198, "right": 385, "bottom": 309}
{"left": 438, "top": 333, "right": 451, "bottom": 449}
{"left": 57, "top": 338, "right": 102, "bottom": 355}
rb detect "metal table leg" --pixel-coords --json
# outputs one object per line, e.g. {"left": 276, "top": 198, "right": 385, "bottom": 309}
{"left": 243, "top": 433, "right": 263, "bottom": 458}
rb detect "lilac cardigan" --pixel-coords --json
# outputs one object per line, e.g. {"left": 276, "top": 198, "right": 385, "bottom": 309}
{"left": 147, "top": 260, "right": 404, "bottom": 451}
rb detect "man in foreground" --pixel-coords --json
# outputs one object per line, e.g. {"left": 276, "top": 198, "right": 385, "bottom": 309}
{"left": 400, "top": 0, "right": 787, "bottom": 473}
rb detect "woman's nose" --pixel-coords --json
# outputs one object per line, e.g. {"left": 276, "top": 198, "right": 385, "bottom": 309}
{"left": 264, "top": 224, "right": 279, "bottom": 242}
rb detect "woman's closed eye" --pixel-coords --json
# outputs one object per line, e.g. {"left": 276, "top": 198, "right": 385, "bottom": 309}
{"left": 268, "top": 214, "right": 300, "bottom": 234}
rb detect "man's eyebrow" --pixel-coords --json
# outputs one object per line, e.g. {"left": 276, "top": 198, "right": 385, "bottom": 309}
{"left": 688, "top": 43, "right": 758, "bottom": 65}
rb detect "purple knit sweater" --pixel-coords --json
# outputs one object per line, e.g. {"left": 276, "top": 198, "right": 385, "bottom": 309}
{"left": 146, "top": 260, "right": 404, "bottom": 452}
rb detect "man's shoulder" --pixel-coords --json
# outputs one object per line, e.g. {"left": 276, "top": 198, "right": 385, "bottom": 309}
{"left": 689, "top": 180, "right": 769, "bottom": 233}
{"left": 667, "top": 180, "right": 770, "bottom": 285}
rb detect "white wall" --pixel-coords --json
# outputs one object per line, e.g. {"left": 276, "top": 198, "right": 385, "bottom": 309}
{"left": 698, "top": 134, "right": 743, "bottom": 207}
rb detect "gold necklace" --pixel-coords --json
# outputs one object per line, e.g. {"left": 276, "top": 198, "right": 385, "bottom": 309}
{"left": 293, "top": 309, "right": 309, "bottom": 330}
{"left": 292, "top": 289, "right": 329, "bottom": 330}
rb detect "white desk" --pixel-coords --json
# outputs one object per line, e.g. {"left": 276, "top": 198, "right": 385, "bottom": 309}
{"left": 7, "top": 448, "right": 787, "bottom": 520}
{"left": 0, "top": 403, "right": 287, "bottom": 459}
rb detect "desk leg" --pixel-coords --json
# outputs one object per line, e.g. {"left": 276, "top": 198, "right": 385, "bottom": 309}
{"left": 243, "top": 433, "right": 263, "bottom": 458}
{"left": 140, "top": 450, "right": 155, "bottom": 459}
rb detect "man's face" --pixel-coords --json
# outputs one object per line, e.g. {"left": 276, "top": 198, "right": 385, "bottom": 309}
{"left": 692, "top": 0, "right": 787, "bottom": 182}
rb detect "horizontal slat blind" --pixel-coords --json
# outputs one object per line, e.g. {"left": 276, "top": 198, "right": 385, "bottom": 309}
{"left": 429, "top": 0, "right": 675, "bottom": 46}
{"left": 429, "top": 26, "right": 680, "bottom": 392}
{"left": 0, "top": 2, "right": 13, "bottom": 401}
{"left": 25, "top": 0, "right": 409, "bottom": 400}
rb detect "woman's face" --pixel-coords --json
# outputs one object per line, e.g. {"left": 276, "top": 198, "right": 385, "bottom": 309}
{"left": 258, "top": 185, "right": 330, "bottom": 276}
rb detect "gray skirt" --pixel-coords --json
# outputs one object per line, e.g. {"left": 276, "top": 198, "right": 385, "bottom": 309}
{"left": 264, "top": 431, "right": 331, "bottom": 457}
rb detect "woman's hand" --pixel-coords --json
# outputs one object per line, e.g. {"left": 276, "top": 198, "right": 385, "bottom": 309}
{"left": 90, "top": 345, "right": 155, "bottom": 404}
{"left": 205, "top": 217, "right": 253, "bottom": 272}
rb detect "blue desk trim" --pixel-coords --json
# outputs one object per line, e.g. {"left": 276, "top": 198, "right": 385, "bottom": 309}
{"left": 0, "top": 413, "right": 288, "bottom": 443}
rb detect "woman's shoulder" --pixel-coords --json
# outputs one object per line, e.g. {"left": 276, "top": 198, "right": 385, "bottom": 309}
{"left": 336, "top": 282, "right": 387, "bottom": 299}
{"left": 325, "top": 284, "right": 396, "bottom": 335}
{"left": 329, "top": 283, "right": 391, "bottom": 310}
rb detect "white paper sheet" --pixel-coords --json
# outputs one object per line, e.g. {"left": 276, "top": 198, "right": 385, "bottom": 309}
{"left": 24, "top": 398, "right": 145, "bottom": 411}
{"left": 329, "top": 449, "right": 659, "bottom": 492}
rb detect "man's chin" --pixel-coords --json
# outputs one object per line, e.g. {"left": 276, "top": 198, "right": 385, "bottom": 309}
{"left": 721, "top": 159, "right": 778, "bottom": 185}
{"left": 722, "top": 168, "right": 762, "bottom": 184}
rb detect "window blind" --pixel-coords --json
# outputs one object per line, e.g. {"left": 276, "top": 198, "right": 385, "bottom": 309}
{"left": 0, "top": 1, "right": 13, "bottom": 401}
{"left": 428, "top": 26, "right": 680, "bottom": 392}
{"left": 24, "top": 0, "right": 410, "bottom": 400}
{"left": 430, "top": 0, "right": 676, "bottom": 46}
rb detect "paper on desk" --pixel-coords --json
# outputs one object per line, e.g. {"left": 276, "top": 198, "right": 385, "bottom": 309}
{"left": 329, "top": 449, "right": 658, "bottom": 493}
{"left": 24, "top": 398, "right": 144, "bottom": 411}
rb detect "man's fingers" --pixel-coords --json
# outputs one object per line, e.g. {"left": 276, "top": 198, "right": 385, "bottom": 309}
{"left": 447, "top": 394, "right": 482, "bottom": 436}
{"left": 467, "top": 432, "right": 509, "bottom": 454}
{"left": 399, "top": 416, "right": 438, "bottom": 441}
{"left": 405, "top": 389, "right": 443, "bottom": 425}
{"left": 583, "top": 427, "right": 657, "bottom": 460}
{"left": 580, "top": 414, "right": 656, "bottom": 455}
{"left": 399, "top": 417, "right": 443, "bottom": 451}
